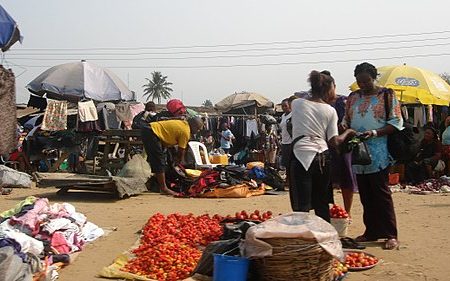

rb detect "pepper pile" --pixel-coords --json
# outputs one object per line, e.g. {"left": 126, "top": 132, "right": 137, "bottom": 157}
{"left": 122, "top": 213, "right": 223, "bottom": 281}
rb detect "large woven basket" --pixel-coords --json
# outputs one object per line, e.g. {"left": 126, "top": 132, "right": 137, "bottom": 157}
{"left": 251, "top": 237, "right": 334, "bottom": 281}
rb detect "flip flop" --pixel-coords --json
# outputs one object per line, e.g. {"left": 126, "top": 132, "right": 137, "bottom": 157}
{"left": 341, "top": 237, "right": 366, "bottom": 250}
{"left": 354, "top": 235, "right": 377, "bottom": 243}
{"left": 383, "top": 238, "right": 400, "bottom": 250}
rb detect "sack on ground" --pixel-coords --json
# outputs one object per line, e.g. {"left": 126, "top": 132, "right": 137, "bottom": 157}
{"left": 0, "top": 165, "right": 32, "bottom": 188}
{"left": 117, "top": 154, "right": 152, "bottom": 179}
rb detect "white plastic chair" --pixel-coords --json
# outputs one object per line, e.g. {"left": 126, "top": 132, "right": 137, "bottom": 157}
{"left": 188, "top": 141, "right": 219, "bottom": 169}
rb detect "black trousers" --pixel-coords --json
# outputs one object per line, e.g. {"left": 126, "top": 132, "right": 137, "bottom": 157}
{"left": 141, "top": 127, "right": 166, "bottom": 173}
{"left": 356, "top": 168, "right": 398, "bottom": 239}
{"left": 289, "top": 152, "right": 331, "bottom": 222}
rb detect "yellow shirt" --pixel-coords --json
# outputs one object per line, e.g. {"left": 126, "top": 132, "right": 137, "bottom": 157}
{"left": 150, "top": 120, "right": 191, "bottom": 149}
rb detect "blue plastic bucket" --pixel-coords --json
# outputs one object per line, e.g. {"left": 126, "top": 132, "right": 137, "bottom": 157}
{"left": 213, "top": 254, "right": 249, "bottom": 281}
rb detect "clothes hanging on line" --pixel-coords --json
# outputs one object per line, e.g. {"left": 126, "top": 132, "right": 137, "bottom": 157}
{"left": 115, "top": 103, "right": 133, "bottom": 122}
{"left": 41, "top": 100, "right": 68, "bottom": 131}
{"left": 78, "top": 100, "right": 98, "bottom": 122}
{"left": 246, "top": 119, "right": 259, "bottom": 138}
{"left": 0, "top": 65, "right": 18, "bottom": 155}
{"left": 427, "top": 105, "right": 433, "bottom": 123}
{"left": 401, "top": 105, "right": 409, "bottom": 121}
{"left": 27, "top": 94, "right": 47, "bottom": 111}
{"left": 413, "top": 105, "right": 426, "bottom": 128}
{"left": 97, "top": 102, "right": 120, "bottom": 130}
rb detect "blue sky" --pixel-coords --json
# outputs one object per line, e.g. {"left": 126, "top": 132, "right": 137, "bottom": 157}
{"left": 2, "top": 0, "right": 450, "bottom": 105}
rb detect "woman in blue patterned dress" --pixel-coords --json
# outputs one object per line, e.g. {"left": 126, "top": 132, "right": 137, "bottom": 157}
{"left": 343, "top": 62, "right": 403, "bottom": 250}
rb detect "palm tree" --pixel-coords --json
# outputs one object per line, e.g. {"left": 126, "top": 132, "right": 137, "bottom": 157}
{"left": 142, "top": 71, "right": 173, "bottom": 103}
{"left": 202, "top": 99, "right": 213, "bottom": 107}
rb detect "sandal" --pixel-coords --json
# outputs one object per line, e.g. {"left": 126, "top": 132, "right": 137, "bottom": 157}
{"left": 340, "top": 237, "right": 366, "bottom": 250}
{"left": 354, "top": 235, "right": 377, "bottom": 243}
{"left": 383, "top": 238, "right": 400, "bottom": 250}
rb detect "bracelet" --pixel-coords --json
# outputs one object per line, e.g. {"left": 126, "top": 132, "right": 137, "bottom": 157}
{"left": 371, "top": 129, "right": 378, "bottom": 137}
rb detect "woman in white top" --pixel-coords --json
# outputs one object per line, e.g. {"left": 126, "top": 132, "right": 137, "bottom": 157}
{"left": 289, "top": 71, "right": 355, "bottom": 222}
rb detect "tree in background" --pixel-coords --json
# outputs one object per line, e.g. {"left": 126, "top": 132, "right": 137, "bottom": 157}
{"left": 202, "top": 99, "right": 213, "bottom": 107}
{"left": 440, "top": 72, "right": 450, "bottom": 85}
{"left": 142, "top": 71, "right": 173, "bottom": 103}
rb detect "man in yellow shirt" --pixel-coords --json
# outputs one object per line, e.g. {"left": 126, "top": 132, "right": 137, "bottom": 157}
{"left": 142, "top": 117, "right": 203, "bottom": 195}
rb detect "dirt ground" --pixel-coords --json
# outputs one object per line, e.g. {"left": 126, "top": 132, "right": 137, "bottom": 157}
{"left": 1, "top": 186, "right": 449, "bottom": 281}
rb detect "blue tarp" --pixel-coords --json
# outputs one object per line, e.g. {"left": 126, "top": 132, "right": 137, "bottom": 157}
{"left": 0, "top": 4, "right": 22, "bottom": 52}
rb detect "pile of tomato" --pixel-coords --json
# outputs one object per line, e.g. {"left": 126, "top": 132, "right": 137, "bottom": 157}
{"left": 344, "top": 251, "right": 378, "bottom": 269}
{"left": 333, "top": 260, "right": 348, "bottom": 279}
{"left": 122, "top": 213, "right": 223, "bottom": 281}
{"left": 212, "top": 209, "right": 273, "bottom": 222}
{"left": 329, "top": 204, "right": 349, "bottom": 219}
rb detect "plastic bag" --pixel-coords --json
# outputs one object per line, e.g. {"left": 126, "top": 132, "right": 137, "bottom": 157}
{"left": 241, "top": 212, "right": 344, "bottom": 261}
{"left": 194, "top": 238, "right": 240, "bottom": 276}
{"left": 0, "top": 165, "right": 32, "bottom": 188}
{"left": 117, "top": 154, "right": 152, "bottom": 179}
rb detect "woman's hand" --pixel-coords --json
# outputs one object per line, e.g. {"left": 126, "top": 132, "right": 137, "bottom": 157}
{"left": 362, "top": 130, "right": 376, "bottom": 139}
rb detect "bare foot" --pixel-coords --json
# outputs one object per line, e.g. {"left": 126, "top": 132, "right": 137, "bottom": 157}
{"left": 160, "top": 187, "right": 177, "bottom": 196}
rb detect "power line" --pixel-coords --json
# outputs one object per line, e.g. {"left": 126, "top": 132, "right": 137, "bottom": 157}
{"left": 8, "top": 52, "right": 450, "bottom": 69}
{"left": 8, "top": 36, "right": 450, "bottom": 56}
{"left": 8, "top": 42, "right": 450, "bottom": 61}
{"left": 10, "top": 30, "right": 450, "bottom": 51}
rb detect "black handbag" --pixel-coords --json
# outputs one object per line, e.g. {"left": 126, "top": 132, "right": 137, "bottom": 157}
{"left": 351, "top": 140, "right": 372, "bottom": 165}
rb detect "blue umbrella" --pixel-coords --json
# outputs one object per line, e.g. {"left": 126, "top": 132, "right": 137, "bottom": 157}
{"left": 0, "top": 4, "right": 22, "bottom": 52}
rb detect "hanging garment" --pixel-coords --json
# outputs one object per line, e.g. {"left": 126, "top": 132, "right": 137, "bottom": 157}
{"left": 246, "top": 119, "right": 259, "bottom": 138}
{"left": 129, "top": 102, "right": 145, "bottom": 119}
{"left": 427, "top": 104, "right": 433, "bottom": 123}
{"left": 97, "top": 102, "right": 120, "bottom": 130}
{"left": 401, "top": 105, "right": 409, "bottom": 121}
{"left": 41, "top": 100, "right": 68, "bottom": 131}
{"left": 413, "top": 105, "right": 426, "bottom": 127}
{"left": 27, "top": 94, "right": 47, "bottom": 110}
{"left": 0, "top": 65, "right": 17, "bottom": 155}
{"left": 115, "top": 103, "right": 133, "bottom": 122}
{"left": 78, "top": 100, "right": 98, "bottom": 122}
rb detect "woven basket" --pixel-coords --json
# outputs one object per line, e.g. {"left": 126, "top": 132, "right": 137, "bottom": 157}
{"left": 252, "top": 238, "right": 334, "bottom": 281}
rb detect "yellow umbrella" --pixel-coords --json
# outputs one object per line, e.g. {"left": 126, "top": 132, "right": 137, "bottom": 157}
{"left": 349, "top": 65, "right": 450, "bottom": 106}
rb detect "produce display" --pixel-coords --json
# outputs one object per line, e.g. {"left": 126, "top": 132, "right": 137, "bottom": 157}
{"left": 330, "top": 204, "right": 349, "bottom": 219}
{"left": 344, "top": 251, "right": 379, "bottom": 271}
{"left": 218, "top": 209, "right": 274, "bottom": 222}
{"left": 333, "top": 260, "right": 349, "bottom": 280}
{"left": 122, "top": 213, "right": 223, "bottom": 281}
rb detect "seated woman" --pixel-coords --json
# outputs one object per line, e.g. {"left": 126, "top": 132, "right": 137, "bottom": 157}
{"left": 440, "top": 116, "right": 450, "bottom": 161}
{"left": 405, "top": 126, "right": 444, "bottom": 184}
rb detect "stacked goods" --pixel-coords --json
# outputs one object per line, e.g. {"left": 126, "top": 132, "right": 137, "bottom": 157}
{"left": 330, "top": 204, "right": 349, "bottom": 237}
{"left": 122, "top": 213, "right": 223, "bottom": 281}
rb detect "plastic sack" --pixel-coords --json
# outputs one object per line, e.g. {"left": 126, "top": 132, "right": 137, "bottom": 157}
{"left": 194, "top": 238, "right": 240, "bottom": 276}
{"left": 330, "top": 218, "right": 348, "bottom": 237}
{"left": 0, "top": 165, "right": 32, "bottom": 188}
{"left": 117, "top": 154, "right": 152, "bottom": 179}
{"left": 241, "top": 212, "right": 344, "bottom": 261}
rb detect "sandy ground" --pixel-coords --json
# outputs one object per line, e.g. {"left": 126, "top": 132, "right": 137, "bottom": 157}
{"left": 1, "top": 186, "right": 449, "bottom": 281}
